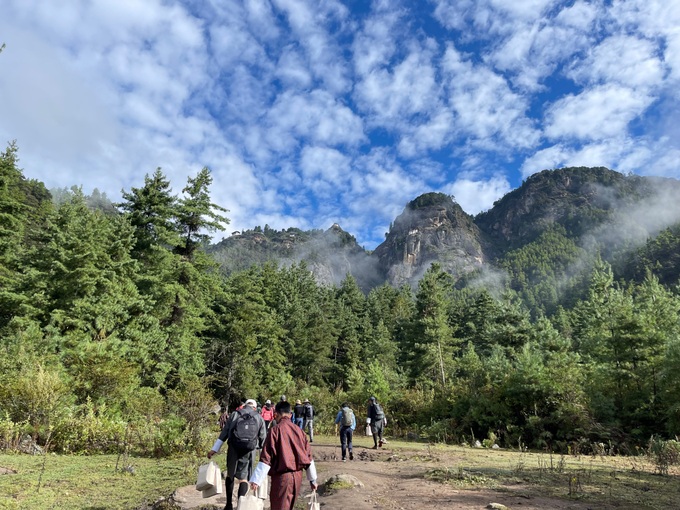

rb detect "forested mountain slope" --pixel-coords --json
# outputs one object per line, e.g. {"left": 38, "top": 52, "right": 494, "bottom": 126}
{"left": 209, "top": 167, "right": 680, "bottom": 311}
{"left": 4, "top": 150, "right": 680, "bottom": 459}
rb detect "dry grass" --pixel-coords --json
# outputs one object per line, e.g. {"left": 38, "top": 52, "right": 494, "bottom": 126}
{"left": 414, "top": 442, "right": 680, "bottom": 510}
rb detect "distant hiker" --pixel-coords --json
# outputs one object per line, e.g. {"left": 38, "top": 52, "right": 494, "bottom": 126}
{"left": 280, "top": 394, "right": 287, "bottom": 402}
{"left": 367, "top": 396, "right": 387, "bottom": 448}
{"left": 293, "top": 399, "right": 305, "bottom": 428}
{"left": 208, "top": 398, "right": 267, "bottom": 510}
{"left": 334, "top": 402, "right": 356, "bottom": 461}
{"left": 218, "top": 399, "right": 244, "bottom": 429}
{"left": 261, "top": 399, "right": 275, "bottom": 428}
{"left": 249, "top": 400, "right": 318, "bottom": 510}
{"left": 302, "top": 398, "right": 315, "bottom": 442}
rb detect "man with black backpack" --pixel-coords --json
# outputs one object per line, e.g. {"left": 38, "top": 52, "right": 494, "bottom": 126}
{"left": 302, "top": 398, "right": 314, "bottom": 442}
{"left": 334, "top": 402, "right": 356, "bottom": 461}
{"left": 207, "top": 399, "right": 267, "bottom": 510}
{"left": 367, "top": 396, "right": 387, "bottom": 449}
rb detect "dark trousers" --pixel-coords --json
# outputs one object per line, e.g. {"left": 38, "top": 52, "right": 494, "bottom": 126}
{"left": 224, "top": 447, "right": 255, "bottom": 510}
{"left": 340, "top": 426, "right": 353, "bottom": 459}
{"left": 371, "top": 418, "right": 384, "bottom": 447}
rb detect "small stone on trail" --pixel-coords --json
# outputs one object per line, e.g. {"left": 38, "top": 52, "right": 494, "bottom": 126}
{"left": 486, "top": 504, "right": 509, "bottom": 510}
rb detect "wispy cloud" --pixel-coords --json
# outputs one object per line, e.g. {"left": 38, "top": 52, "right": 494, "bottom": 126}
{"left": 1, "top": 0, "right": 679, "bottom": 250}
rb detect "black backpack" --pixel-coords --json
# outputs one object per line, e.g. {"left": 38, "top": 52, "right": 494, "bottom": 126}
{"left": 341, "top": 407, "right": 354, "bottom": 427}
{"left": 373, "top": 403, "right": 384, "bottom": 420}
{"left": 304, "top": 404, "right": 314, "bottom": 419}
{"left": 229, "top": 410, "right": 259, "bottom": 452}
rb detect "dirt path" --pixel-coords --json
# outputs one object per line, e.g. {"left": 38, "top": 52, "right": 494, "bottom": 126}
{"left": 173, "top": 442, "right": 607, "bottom": 510}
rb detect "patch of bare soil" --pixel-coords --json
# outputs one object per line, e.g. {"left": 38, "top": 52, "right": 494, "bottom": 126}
{"left": 310, "top": 443, "right": 599, "bottom": 510}
{"left": 171, "top": 442, "right": 610, "bottom": 510}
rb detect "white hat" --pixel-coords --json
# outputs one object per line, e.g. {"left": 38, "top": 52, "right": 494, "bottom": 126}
{"left": 245, "top": 399, "right": 257, "bottom": 408}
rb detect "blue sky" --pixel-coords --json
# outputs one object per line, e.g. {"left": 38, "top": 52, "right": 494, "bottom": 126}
{"left": 1, "top": 0, "right": 679, "bottom": 249}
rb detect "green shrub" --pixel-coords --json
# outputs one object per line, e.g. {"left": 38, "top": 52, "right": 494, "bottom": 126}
{"left": 0, "top": 363, "right": 74, "bottom": 433}
{"left": 0, "top": 412, "right": 27, "bottom": 451}
{"left": 167, "top": 377, "right": 217, "bottom": 454}
{"left": 51, "top": 399, "right": 126, "bottom": 453}
{"left": 647, "top": 436, "right": 680, "bottom": 475}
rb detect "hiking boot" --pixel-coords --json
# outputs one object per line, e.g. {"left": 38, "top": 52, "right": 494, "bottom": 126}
{"left": 379, "top": 440, "right": 383, "bottom": 447}
{"left": 371, "top": 445, "right": 377, "bottom": 449}
{"left": 342, "top": 457, "right": 346, "bottom": 462}
{"left": 349, "top": 452, "right": 354, "bottom": 460}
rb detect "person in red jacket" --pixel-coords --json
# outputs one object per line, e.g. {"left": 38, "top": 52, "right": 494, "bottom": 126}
{"left": 260, "top": 399, "right": 275, "bottom": 428}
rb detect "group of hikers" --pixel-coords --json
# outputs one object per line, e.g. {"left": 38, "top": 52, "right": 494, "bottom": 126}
{"left": 207, "top": 395, "right": 387, "bottom": 510}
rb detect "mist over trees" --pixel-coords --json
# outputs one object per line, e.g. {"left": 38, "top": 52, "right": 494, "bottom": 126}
{"left": 2, "top": 142, "right": 680, "bottom": 456}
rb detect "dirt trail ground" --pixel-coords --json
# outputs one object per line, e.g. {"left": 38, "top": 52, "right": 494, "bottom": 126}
{"left": 173, "top": 442, "right": 611, "bottom": 510}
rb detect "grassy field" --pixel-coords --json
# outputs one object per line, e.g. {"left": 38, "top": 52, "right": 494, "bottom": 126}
{"left": 0, "top": 453, "right": 198, "bottom": 510}
{"left": 1, "top": 435, "right": 679, "bottom": 509}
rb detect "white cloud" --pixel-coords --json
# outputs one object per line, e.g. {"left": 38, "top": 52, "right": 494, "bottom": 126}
{"left": 521, "top": 145, "right": 571, "bottom": 177}
{"left": 441, "top": 174, "right": 512, "bottom": 214}
{"left": 441, "top": 44, "right": 539, "bottom": 149}
{"left": 567, "top": 35, "right": 665, "bottom": 90}
{"left": 2, "top": 0, "right": 680, "bottom": 251}
{"left": 354, "top": 41, "right": 440, "bottom": 126}
{"left": 433, "top": 0, "right": 560, "bottom": 35}
{"left": 351, "top": 5, "right": 403, "bottom": 75}
{"left": 264, "top": 90, "right": 366, "bottom": 153}
{"left": 490, "top": 18, "right": 595, "bottom": 91}
{"left": 521, "top": 136, "right": 680, "bottom": 181}
{"left": 398, "top": 109, "right": 455, "bottom": 157}
{"left": 544, "top": 84, "right": 654, "bottom": 141}
{"left": 299, "top": 146, "right": 352, "bottom": 196}
{"left": 275, "top": 46, "right": 314, "bottom": 89}
{"left": 271, "top": 0, "right": 351, "bottom": 94}
{"left": 609, "top": 1, "right": 680, "bottom": 82}
{"left": 0, "top": 25, "right": 118, "bottom": 181}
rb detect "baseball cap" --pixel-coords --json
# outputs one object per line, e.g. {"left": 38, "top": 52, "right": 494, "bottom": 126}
{"left": 245, "top": 399, "right": 257, "bottom": 407}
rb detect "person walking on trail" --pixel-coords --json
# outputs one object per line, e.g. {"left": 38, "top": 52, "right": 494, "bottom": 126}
{"left": 367, "top": 396, "right": 387, "bottom": 449}
{"left": 293, "top": 399, "right": 305, "bottom": 428}
{"left": 334, "top": 402, "right": 356, "bottom": 461}
{"left": 218, "top": 398, "right": 245, "bottom": 429}
{"left": 260, "top": 399, "right": 274, "bottom": 428}
{"left": 207, "top": 398, "right": 267, "bottom": 510}
{"left": 249, "top": 401, "right": 318, "bottom": 510}
{"left": 302, "top": 398, "right": 314, "bottom": 442}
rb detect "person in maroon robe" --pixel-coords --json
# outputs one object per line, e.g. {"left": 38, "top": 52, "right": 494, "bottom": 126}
{"left": 249, "top": 400, "right": 318, "bottom": 510}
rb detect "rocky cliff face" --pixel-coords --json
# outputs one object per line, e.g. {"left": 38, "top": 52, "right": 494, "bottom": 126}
{"left": 373, "top": 193, "right": 489, "bottom": 287}
{"left": 210, "top": 167, "right": 680, "bottom": 292}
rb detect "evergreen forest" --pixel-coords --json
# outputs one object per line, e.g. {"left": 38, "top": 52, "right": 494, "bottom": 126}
{"left": 2, "top": 142, "right": 680, "bottom": 458}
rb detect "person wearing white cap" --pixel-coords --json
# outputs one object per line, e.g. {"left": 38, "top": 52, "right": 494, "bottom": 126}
{"left": 260, "top": 399, "right": 274, "bottom": 428}
{"left": 208, "top": 399, "right": 266, "bottom": 510}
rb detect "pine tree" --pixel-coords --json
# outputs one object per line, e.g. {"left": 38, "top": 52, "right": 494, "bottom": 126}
{"left": 175, "top": 167, "right": 229, "bottom": 260}
{"left": 410, "top": 264, "right": 459, "bottom": 388}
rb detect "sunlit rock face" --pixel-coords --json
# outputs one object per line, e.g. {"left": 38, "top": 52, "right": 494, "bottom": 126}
{"left": 373, "top": 193, "right": 489, "bottom": 288}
